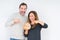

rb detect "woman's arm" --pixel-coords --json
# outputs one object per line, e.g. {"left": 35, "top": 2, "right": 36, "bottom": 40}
{"left": 39, "top": 20, "right": 48, "bottom": 28}
{"left": 23, "top": 23, "right": 31, "bottom": 36}
{"left": 35, "top": 20, "right": 48, "bottom": 28}
{"left": 24, "top": 30, "right": 29, "bottom": 35}
{"left": 23, "top": 23, "right": 28, "bottom": 35}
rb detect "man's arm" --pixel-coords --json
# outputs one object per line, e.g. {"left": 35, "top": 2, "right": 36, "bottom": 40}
{"left": 5, "top": 13, "right": 20, "bottom": 27}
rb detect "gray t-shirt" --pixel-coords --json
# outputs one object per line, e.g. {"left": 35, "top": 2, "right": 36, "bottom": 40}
{"left": 6, "top": 12, "right": 27, "bottom": 39}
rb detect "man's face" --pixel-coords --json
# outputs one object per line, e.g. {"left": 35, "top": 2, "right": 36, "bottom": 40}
{"left": 19, "top": 5, "right": 27, "bottom": 16}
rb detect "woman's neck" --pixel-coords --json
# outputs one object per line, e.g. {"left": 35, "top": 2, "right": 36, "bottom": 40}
{"left": 31, "top": 20, "right": 35, "bottom": 25}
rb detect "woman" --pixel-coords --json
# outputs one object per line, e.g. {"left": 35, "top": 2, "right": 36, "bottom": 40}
{"left": 23, "top": 11, "right": 48, "bottom": 40}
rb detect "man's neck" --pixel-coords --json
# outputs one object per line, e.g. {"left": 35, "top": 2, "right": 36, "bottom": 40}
{"left": 19, "top": 13, "right": 25, "bottom": 16}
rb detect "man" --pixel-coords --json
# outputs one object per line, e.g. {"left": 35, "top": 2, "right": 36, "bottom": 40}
{"left": 6, "top": 3, "right": 27, "bottom": 40}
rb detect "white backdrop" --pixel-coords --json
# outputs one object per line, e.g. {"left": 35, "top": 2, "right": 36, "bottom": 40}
{"left": 0, "top": 0, "right": 60, "bottom": 40}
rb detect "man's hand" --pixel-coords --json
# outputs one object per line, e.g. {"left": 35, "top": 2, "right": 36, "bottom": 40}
{"left": 11, "top": 18, "right": 20, "bottom": 26}
{"left": 13, "top": 18, "right": 20, "bottom": 24}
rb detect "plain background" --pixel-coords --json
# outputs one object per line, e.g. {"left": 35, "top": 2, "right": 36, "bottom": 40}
{"left": 0, "top": 0, "right": 60, "bottom": 40}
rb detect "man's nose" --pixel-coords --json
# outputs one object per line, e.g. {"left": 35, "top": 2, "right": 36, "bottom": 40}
{"left": 22, "top": 9, "right": 25, "bottom": 11}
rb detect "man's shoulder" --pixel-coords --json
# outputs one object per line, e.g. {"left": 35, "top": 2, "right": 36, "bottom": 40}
{"left": 10, "top": 12, "right": 19, "bottom": 16}
{"left": 12, "top": 12, "right": 19, "bottom": 15}
{"left": 24, "top": 15, "right": 27, "bottom": 19}
{"left": 24, "top": 15, "right": 27, "bottom": 17}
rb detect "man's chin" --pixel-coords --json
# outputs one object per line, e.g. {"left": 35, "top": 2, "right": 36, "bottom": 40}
{"left": 20, "top": 12, "right": 25, "bottom": 16}
{"left": 22, "top": 14, "right": 25, "bottom": 16}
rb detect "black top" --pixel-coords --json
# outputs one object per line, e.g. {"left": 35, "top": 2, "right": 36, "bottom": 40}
{"left": 24, "top": 23, "right": 48, "bottom": 40}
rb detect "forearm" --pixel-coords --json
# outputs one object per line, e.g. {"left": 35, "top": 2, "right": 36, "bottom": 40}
{"left": 24, "top": 30, "right": 29, "bottom": 35}
{"left": 43, "top": 23, "right": 48, "bottom": 28}
{"left": 38, "top": 20, "right": 48, "bottom": 28}
{"left": 24, "top": 30, "right": 29, "bottom": 37}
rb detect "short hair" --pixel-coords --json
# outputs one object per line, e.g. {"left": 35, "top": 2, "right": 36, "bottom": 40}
{"left": 19, "top": 2, "right": 27, "bottom": 8}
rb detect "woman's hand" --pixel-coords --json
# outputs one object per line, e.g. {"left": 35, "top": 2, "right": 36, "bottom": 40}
{"left": 35, "top": 20, "right": 44, "bottom": 26}
{"left": 23, "top": 23, "right": 31, "bottom": 30}
{"left": 39, "top": 20, "right": 44, "bottom": 26}
{"left": 23, "top": 23, "right": 31, "bottom": 35}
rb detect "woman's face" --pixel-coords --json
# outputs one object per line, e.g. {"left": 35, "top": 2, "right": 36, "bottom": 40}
{"left": 29, "top": 13, "right": 35, "bottom": 21}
